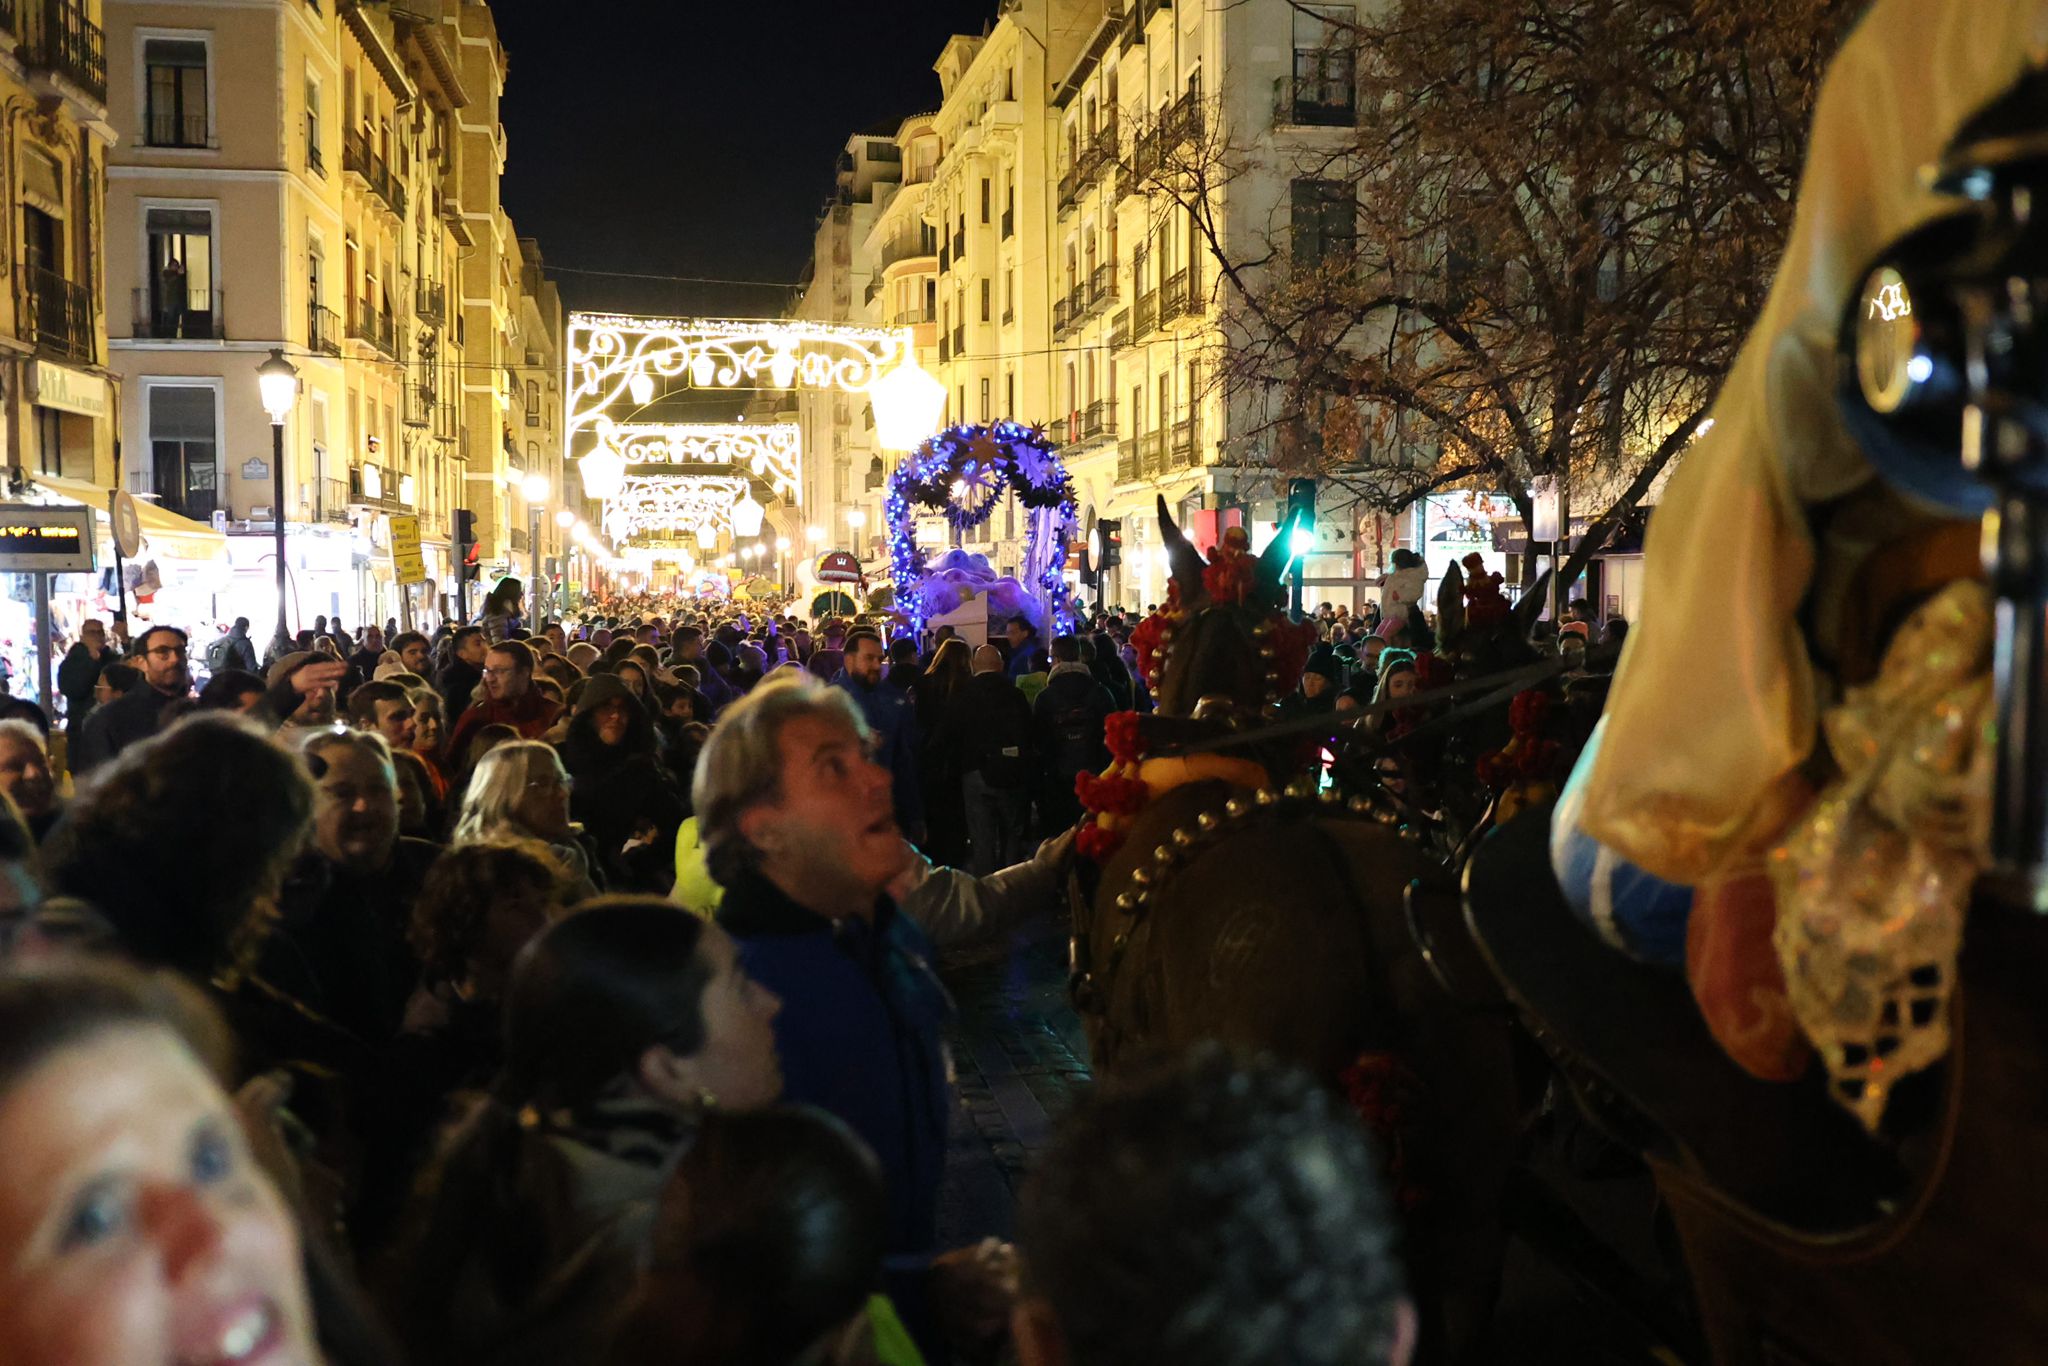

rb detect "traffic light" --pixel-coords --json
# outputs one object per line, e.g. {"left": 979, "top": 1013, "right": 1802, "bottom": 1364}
{"left": 1096, "top": 518, "right": 1123, "bottom": 569}
{"left": 1285, "top": 479, "right": 1317, "bottom": 559}
{"left": 454, "top": 509, "right": 478, "bottom": 583}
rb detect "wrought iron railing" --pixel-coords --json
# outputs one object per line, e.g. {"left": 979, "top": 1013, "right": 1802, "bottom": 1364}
{"left": 26, "top": 0, "right": 105, "bottom": 103}
{"left": 1135, "top": 289, "right": 1158, "bottom": 338}
{"left": 415, "top": 280, "right": 446, "bottom": 323}
{"left": 347, "top": 296, "right": 395, "bottom": 357}
{"left": 309, "top": 302, "right": 341, "bottom": 355}
{"left": 19, "top": 266, "right": 94, "bottom": 363}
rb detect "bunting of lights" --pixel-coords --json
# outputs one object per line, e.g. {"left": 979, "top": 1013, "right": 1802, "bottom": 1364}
{"left": 603, "top": 474, "right": 756, "bottom": 547}
{"left": 567, "top": 314, "right": 910, "bottom": 465}
{"left": 602, "top": 421, "right": 802, "bottom": 501}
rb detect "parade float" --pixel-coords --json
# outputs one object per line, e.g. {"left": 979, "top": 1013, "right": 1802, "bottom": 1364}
{"left": 884, "top": 420, "right": 1078, "bottom": 642}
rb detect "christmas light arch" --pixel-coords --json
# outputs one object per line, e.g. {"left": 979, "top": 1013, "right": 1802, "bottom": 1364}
{"left": 885, "top": 421, "right": 1078, "bottom": 635}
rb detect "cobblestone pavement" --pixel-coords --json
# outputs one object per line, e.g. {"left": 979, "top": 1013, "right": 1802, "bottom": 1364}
{"left": 934, "top": 917, "right": 1092, "bottom": 1248}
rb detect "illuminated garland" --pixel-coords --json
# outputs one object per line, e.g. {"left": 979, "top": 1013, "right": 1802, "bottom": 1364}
{"left": 885, "top": 420, "right": 1078, "bottom": 635}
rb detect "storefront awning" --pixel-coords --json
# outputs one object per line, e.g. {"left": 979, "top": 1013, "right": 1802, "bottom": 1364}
{"left": 29, "top": 475, "right": 228, "bottom": 563}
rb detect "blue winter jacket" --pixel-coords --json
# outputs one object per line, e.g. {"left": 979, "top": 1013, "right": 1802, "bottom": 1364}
{"left": 717, "top": 870, "right": 954, "bottom": 1258}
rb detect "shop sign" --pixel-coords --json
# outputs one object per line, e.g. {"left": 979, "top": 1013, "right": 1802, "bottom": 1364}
{"left": 388, "top": 514, "right": 425, "bottom": 583}
{"left": 0, "top": 504, "right": 95, "bottom": 573}
{"left": 31, "top": 361, "right": 107, "bottom": 420}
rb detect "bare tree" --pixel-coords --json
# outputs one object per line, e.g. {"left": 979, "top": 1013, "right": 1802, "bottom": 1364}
{"left": 1149, "top": 0, "right": 1859, "bottom": 585}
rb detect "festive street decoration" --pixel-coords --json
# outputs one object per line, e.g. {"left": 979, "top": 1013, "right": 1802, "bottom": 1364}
{"left": 596, "top": 421, "right": 802, "bottom": 500}
{"left": 602, "top": 474, "right": 753, "bottom": 546}
{"left": 883, "top": 420, "right": 1078, "bottom": 634}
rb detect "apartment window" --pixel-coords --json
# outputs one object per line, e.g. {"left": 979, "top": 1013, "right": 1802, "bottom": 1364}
{"left": 980, "top": 178, "right": 991, "bottom": 223}
{"left": 525, "top": 379, "right": 541, "bottom": 426}
{"left": 148, "top": 385, "right": 220, "bottom": 521}
{"left": 145, "top": 206, "right": 216, "bottom": 340}
{"left": 1005, "top": 371, "right": 1016, "bottom": 415}
{"left": 980, "top": 278, "right": 991, "bottom": 322}
{"left": 144, "top": 38, "right": 211, "bottom": 148}
{"left": 1291, "top": 178, "right": 1357, "bottom": 269}
{"left": 1291, "top": 6, "right": 1357, "bottom": 126}
{"left": 980, "top": 378, "right": 991, "bottom": 422}
{"left": 306, "top": 74, "right": 325, "bottom": 175}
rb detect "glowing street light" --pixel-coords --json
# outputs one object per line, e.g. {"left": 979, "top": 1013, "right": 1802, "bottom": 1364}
{"left": 732, "top": 490, "right": 766, "bottom": 538}
{"left": 554, "top": 509, "right": 576, "bottom": 528}
{"left": 869, "top": 358, "right": 947, "bottom": 452}
{"left": 522, "top": 472, "right": 551, "bottom": 503}
{"left": 806, "top": 525, "right": 825, "bottom": 545}
{"left": 846, "top": 508, "right": 867, "bottom": 530}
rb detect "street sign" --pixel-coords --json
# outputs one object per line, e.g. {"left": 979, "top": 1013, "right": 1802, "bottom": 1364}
{"left": 110, "top": 489, "right": 142, "bottom": 560}
{"left": 0, "top": 505, "right": 95, "bottom": 573}
{"left": 389, "top": 513, "right": 426, "bottom": 584}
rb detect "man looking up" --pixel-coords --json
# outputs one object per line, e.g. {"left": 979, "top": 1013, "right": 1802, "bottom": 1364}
{"left": 73, "top": 625, "right": 192, "bottom": 772}
{"left": 445, "top": 639, "right": 562, "bottom": 756}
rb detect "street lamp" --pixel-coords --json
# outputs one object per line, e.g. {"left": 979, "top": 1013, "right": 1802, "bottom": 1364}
{"left": 554, "top": 509, "right": 575, "bottom": 529}
{"left": 775, "top": 534, "right": 792, "bottom": 589}
{"left": 256, "top": 348, "right": 299, "bottom": 652}
{"left": 522, "top": 472, "right": 549, "bottom": 623}
{"left": 869, "top": 357, "right": 947, "bottom": 452}
{"left": 845, "top": 507, "right": 867, "bottom": 559}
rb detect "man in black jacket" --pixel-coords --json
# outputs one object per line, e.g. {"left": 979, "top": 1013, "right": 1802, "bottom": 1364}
{"left": 56, "top": 617, "right": 117, "bottom": 774}
{"left": 437, "top": 624, "right": 487, "bottom": 728}
{"left": 1032, "top": 634, "right": 1114, "bottom": 833}
{"left": 71, "top": 625, "right": 193, "bottom": 773}
{"left": 957, "top": 644, "right": 1038, "bottom": 872}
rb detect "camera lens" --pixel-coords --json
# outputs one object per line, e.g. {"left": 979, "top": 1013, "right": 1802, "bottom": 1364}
{"left": 1855, "top": 265, "right": 1930, "bottom": 414}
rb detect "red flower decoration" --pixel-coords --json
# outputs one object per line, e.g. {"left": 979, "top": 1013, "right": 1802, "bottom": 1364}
{"left": 1130, "top": 612, "right": 1172, "bottom": 681}
{"left": 1104, "top": 711, "right": 1145, "bottom": 764}
{"left": 1202, "top": 551, "right": 1260, "bottom": 606}
{"left": 1340, "top": 1050, "right": 1428, "bottom": 1210}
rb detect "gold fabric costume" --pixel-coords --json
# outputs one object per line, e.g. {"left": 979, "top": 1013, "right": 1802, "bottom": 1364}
{"left": 1769, "top": 582, "right": 1992, "bottom": 1129}
{"left": 1578, "top": 0, "right": 2048, "bottom": 885}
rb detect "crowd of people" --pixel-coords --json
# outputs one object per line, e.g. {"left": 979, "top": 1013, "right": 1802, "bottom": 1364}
{"left": 0, "top": 574, "right": 1427, "bottom": 1366}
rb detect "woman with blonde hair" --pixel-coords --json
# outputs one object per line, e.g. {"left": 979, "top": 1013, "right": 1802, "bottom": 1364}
{"left": 452, "top": 740, "right": 601, "bottom": 901}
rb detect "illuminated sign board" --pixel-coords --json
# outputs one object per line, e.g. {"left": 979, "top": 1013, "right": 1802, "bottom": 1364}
{"left": 0, "top": 505, "right": 96, "bottom": 573}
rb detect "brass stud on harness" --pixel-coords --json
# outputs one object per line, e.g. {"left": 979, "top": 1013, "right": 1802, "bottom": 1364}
{"left": 1131, "top": 866, "right": 1152, "bottom": 886}
{"left": 1171, "top": 826, "right": 1197, "bottom": 849}
{"left": 1152, "top": 844, "right": 1176, "bottom": 867}
{"left": 1254, "top": 787, "right": 1279, "bottom": 806}
{"left": 1115, "top": 891, "right": 1137, "bottom": 912}
{"left": 1224, "top": 797, "right": 1247, "bottom": 819}
{"left": 1196, "top": 810, "right": 1219, "bottom": 832}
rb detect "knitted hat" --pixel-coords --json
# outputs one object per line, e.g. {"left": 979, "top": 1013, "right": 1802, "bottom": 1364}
{"left": 1303, "top": 646, "right": 1343, "bottom": 683}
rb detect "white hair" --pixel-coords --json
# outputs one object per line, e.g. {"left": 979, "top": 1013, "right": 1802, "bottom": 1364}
{"left": 453, "top": 740, "right": 562, "bottom": 844}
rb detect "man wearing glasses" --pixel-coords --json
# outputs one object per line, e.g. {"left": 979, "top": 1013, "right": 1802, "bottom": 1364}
{"left": 72, "top": 624, "right": 193, "bottom": 772}
{"left": 444, "top": 638, "right": 562, "bottom": 758}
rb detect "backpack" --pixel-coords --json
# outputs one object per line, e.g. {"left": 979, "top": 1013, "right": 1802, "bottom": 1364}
{"left": 974, "top": 690, "right": 1033, "bottom": 789}
{"left": 1046, "top": 690, "right": 1106, "bottom": 780}
{"left": 204, "top": 634, "right": 234, "bottom": 673}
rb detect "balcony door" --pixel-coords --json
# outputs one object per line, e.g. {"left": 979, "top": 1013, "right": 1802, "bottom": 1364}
{"left": 144, "top": 38, "right": 211, "bottom": 148}
{"left": 146, "top": 206, "right": 214, "bottom": 339}
{"left": 148, "top": 385, "right": 219, "bottom": 522}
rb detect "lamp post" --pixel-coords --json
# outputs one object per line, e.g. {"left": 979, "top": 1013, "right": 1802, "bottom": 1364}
{"left": 775, "top": 534, "right": 792, "bottom": 591}
{"left": 257, "top": 349, "right": 300, "bottom": 654}
{"left": 522, "top": 472, "right": 549, "bottom": 623}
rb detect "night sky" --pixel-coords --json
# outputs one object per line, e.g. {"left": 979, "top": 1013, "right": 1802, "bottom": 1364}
{"left": 494, "top": 1, "right": 996, "bottom": 320}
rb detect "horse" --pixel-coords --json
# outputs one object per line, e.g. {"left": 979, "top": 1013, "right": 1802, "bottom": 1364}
{"left": 1068, "top": 499, "right": 1520, "bottom": 1362}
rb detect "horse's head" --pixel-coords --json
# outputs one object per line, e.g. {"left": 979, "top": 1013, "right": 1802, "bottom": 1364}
{"left": 1133, "top": 497, "right": 1319, "bottom": 726}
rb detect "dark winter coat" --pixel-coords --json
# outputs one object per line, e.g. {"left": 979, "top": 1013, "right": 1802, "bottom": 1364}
{"left": 718, "top": 870, "right": 952, "bottom": 1259}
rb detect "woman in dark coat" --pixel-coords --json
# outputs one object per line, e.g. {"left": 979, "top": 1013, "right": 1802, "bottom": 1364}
{"left": 555, "top": 675, "right": 686, "bottom": 894}
{"left": 912, "top": 638, "right": 974, "bottom": 865}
